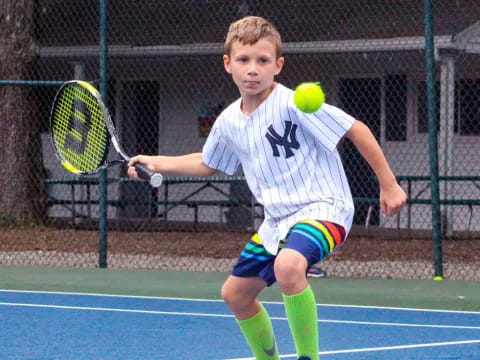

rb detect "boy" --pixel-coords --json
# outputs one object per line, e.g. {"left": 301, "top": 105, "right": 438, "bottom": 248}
{"left": 128, "top": 16, "right": 406, "bottom": 360}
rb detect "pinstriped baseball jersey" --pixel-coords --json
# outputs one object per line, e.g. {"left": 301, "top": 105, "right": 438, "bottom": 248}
{"left": 202, "top": 83, "right": 355, "bottom": 255}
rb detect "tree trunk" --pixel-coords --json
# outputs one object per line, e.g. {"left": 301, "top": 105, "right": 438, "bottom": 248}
{"left": 0, "top": 0, "right": 46, "bottom": 223}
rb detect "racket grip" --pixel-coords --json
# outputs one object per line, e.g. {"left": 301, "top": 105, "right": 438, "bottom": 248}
{"left": 134, "top": 163, "right": 163, "bottom": 188}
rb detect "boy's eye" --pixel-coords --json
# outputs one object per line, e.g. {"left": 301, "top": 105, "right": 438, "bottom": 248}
{"left": 234, "top": 56, "right": 271, "bottom": 64}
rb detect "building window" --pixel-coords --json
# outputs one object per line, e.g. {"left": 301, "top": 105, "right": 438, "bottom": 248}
{"left": 417, "top": 79, "right": 480, "bottom": 136}
{"left": 455, "top": 79, "right": 480, "bottom": 136}
{"left": 385, "top": 74, "right": 407, "bottom": 141}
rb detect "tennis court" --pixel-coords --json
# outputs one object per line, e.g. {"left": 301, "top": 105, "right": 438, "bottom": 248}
{"left": 1, "top": 266, "right": 479, "bottom": 359}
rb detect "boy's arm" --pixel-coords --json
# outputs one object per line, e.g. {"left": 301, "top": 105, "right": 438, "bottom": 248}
{"left": 127, "top": 152, "right": 216, "bottom": 179}
{"left": 344, "top": 120, "right": 406, "bottom": 216}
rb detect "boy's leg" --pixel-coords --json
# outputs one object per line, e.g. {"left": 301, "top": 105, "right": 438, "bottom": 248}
{"left": 237, "top": 303, "right": 279, "bottom": 360}
{"left": 222, "top": 275, "right": 279, "bottom": 360}
{"left": 275, "top": 249, "right": 318, "bottom": 360}
{"left": 223, "top": 234, "right": 280, "bottom": 359}
{"left": 283, "top": 284, "right": 318, "bottom": 360}
{"left": 275, "top": 220, "right": 346, "bottom": 360}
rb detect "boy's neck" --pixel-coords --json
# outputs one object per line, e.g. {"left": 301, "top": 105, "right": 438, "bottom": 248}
{"left": 240, "top": 82, "right": 278, "bottom": 116}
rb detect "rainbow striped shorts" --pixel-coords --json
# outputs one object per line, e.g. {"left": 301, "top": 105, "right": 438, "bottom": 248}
{"left": 231, "top": 220, "right": 346, "bottom": 286}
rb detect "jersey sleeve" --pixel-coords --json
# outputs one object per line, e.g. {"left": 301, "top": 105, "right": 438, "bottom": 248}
{"left": 202, "top": 120, "right": 241, "bottom": 175}
{"left": 295, "top": 102, "right": 355, "bottom": 152}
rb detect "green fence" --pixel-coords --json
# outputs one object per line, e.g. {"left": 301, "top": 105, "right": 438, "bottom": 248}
{"left": 1, "top": 0, "right": 479, "bottom": 280}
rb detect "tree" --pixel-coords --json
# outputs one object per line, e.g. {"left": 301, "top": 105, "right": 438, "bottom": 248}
{"left": 0, "top": 0, "right": 46, "bottom": 223}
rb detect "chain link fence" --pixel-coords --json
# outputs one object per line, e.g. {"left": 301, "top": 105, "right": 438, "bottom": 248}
{"left": 1, "top": 0, "right": 479, "bottom": 280}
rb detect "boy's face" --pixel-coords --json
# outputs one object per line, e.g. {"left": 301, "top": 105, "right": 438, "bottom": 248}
{"left": 223, "top": 37, "right": 284, "bottom": 99}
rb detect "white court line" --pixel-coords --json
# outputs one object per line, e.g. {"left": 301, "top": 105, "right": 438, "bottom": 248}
{"left": 225, "top": 339, "right": 480, "bottom": 360}
{"left": 316, "top": 318, "right": 480, "bottom": 330}
{"left": 1, "top": 289, "right": 480, "bottom": 315}
{"left": 0, "top": 289, "right": 224, "bottom": 303}
{"left": 1, "top": 301, "right": 480, "bottom": 330}
{"left": 316, "top": 303, "right": 480, "bottom": 315}
{"left": 0, "top": 302, "right": 233, "bottom": 318}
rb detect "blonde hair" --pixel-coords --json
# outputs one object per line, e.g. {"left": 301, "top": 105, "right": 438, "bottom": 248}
{"left": 224, "top": 16, "right": 282, "bottom": 58}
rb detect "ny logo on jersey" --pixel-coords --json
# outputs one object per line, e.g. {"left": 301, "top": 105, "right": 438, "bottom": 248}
{"left": 265, "top": 121, "right": 300, "bottom": 158}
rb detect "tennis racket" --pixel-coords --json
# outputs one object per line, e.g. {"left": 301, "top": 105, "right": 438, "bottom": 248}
{"left": 50, "top": 80, "right": 163, "bottom": 187}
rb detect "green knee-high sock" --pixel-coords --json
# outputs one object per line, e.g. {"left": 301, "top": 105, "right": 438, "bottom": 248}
{"left": 237, "top": 304, "right": 279, "bottom": 360}
{"left": 283, "top": 285, "right": 319, "bottom": 360}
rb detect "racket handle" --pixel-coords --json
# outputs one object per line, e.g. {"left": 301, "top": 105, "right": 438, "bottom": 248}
{"left": 134, "top": 163, "right": 163, "bottom": 188}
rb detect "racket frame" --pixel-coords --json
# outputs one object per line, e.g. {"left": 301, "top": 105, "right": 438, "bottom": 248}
{"left": 50, "top": 80, "right": 163, "bottom": 187}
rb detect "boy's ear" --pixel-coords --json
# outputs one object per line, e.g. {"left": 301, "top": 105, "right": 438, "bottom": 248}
{"left": 223, "top": 55, "right": 232, "bottom": 73}
{"left": 274, "top": 56, "right": 285, "bottom": 75}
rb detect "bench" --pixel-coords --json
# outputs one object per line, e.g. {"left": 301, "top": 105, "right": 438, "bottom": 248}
{"left": 361, "top": 176, "right": 480, "bottom": 231}
{"left": 44, "top": 176, "right": 263, "bottom": 229}
{"left": 45, "top": 175, "right": 480, "bottom": 232}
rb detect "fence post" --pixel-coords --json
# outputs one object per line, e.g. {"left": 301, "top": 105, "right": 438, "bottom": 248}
{"left": 424, "top": 0, "right": 443, "bottom": 278}
{"left": 98, "top": 0, "right": 109, "bottom": 268}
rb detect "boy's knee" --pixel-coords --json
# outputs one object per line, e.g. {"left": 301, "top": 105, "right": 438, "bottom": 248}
{"left": 221, "top": 281, "right": 234, "bottom": 304}
{"left": 274, "top": 250, "right": 308, "bottom": 291}
{"left": 221, "top": 279, "right": 247, "bottom": 308}
{"left": 221, "top": 279, "right": 261, "bottom": 319}
{"left": 275, "top": 259, "right": 303, "bottom": 281}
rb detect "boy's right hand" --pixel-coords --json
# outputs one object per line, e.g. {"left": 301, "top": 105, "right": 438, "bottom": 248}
{"left": 127, "top": 155, "right": 153, "bottom": 180}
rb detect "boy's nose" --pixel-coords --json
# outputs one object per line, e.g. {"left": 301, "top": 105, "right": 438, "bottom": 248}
{"left": 247, "top": 63, "right": 258, "bottom": 75}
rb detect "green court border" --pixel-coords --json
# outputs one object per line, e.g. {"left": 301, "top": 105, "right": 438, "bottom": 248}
{"left": 1, "top": 265, "right": 479, "bottom": 312}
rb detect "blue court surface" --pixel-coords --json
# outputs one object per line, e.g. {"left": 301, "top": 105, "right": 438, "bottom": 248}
{"left": 1, "top": 289, "right": 479, "bottom": 359}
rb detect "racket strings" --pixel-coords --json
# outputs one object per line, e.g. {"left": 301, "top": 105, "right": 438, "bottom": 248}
{"left": 52, "top": 83, "right": 109, "bottom": 174}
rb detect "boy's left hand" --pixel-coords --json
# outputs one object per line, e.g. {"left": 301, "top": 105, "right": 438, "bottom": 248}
{"left": 380, "top": 182, "right": 407, "bottom": 216}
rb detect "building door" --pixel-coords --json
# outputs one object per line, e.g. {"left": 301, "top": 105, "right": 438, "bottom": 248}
{"left": 120, "top": 81, "right": 160, "bottom": 218}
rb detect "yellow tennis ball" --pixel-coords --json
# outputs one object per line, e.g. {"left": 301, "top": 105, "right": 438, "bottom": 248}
{"left": 294, "top": 82, "right": 325, "bottom": 113}
{"left": 434, "top": 276, "right": 443, "bottom": 281}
